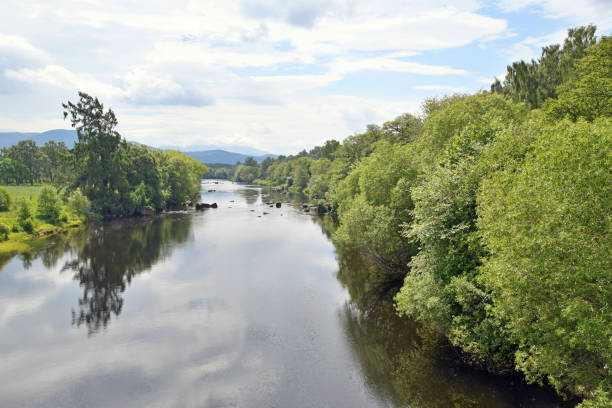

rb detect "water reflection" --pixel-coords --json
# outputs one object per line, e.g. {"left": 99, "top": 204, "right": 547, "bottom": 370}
{"left": 0, "top": 182, "right": 568, "bottom": 407}
{"left": 60, "top": 214, "right": 194, "bottom": 334}
{"left": 328, "top": 230, "right": 568, "bottom": 408}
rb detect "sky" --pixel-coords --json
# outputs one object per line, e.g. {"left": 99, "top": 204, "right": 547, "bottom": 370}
{"left": 0, "top": 0, "right": 611, "bottom": 154}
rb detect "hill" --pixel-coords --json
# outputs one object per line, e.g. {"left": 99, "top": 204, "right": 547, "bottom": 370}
{"left": 0, "top": 129, "right": 77, "bottom": 148}
{"left": 184, "top": 150, "right": 276, "bottom": 165}
{"left": 0, "top": 130, "right": 276, "bottom": 165}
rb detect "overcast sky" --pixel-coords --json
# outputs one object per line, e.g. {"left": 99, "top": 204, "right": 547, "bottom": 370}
{"left": 1, "top": 0, "right": 610, "bottom": 154}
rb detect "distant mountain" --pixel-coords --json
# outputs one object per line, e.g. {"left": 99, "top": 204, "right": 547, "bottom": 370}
{"left": 0, "top": 129, "right": 77, "bottom": 148}
{"left": 0, "top": 129, "right": 276, "bottom": 165}
{"left": 184, "top": 150, "right": 276, "bottom": 165}
{"left": 158, "top": 144, "right": 270, "bottom": 156}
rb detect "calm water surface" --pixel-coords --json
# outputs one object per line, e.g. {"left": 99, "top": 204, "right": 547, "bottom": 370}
{"left": 0, "top": 181, "right": 565, "bottom": 407}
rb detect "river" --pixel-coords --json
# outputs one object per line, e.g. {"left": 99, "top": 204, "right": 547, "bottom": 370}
{"left": 0, "top": 181, "right": 567, "bottom": 407}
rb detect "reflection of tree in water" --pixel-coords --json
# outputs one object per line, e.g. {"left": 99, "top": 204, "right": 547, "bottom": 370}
{"left": 61, "top": 214, "right": 194, "bottom": 335}
{"left": 310, "top": 213, "right": 336, "bottom": 241}
{"left": 336, "top": 245, "right": 405, "bottom": 311}
{"left": 335, "top": 244, "right": 566, "bottom": 408}
{"left": 236, "top": 187, "right": 261, "bottom": 204}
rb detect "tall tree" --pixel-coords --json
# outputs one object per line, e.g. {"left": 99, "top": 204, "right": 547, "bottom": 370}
{"left": 63, "top": 92, "right": 123, "bottom": 215}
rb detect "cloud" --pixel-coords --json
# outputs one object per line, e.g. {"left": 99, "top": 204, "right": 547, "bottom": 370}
{"left": 0, "top": 0, "right": 516, "bottom": 151}
{"left": 5, "top": 65, "right": 214, "bottom": 107}
{"left": 0, "top": 33, "right": 48, "bottom": 70}
{"left": 497, "top": 0, "right": 612, "bottom": 30}
{"left": 241, "top": 0, "right": 332, "bottom": 28}
{"left": 5, "top": 65, "right": 122, "bottom": 99}
{"left": 123, "top": 69, "right": 214, "bottom": 107}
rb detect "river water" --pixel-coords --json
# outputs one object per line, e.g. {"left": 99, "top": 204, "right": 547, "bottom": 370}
{"left": 0, "top": 181, "right": 566, "bottom": 407}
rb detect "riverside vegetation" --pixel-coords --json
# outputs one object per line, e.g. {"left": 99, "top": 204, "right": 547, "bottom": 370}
{"left": 0, "top": 92, "right": 207, "bottom": 258}
{"left": 214, "top": 26, "right": 611, "bottom": 407}
{"left": 0, "top": 25, "right": 609, "bottom": 407}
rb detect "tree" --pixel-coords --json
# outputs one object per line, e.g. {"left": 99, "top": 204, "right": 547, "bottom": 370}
{"left": 243, "top": 156, "right": 258, "bottom": 167}
{"left": 495, "top": 25, "right": 598, "bottom": 109}
{"left": 4, "top": 140, "right": 42, "bottom": 184}
{"left": 40, "top": 141, "right": 71, "bottom": 184}
{"left": 546, "top": 36, "right": 612, "bottom": 121}
{"left": 63, "top": 92, "right": 123, "bottom": 215}
{"left": 37, "top": 185, "right": 61, "bottom": 222}
{"left": 17, "top": 201, "right": 33, "bottom": 233}
{"left": 381, "top": 113, "right": 423, "bottom": 144}
{"left": 0, "top": 187, "right": 11, "bottom": 211}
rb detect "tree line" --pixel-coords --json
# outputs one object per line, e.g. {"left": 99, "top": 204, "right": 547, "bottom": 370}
{"left": 1, "top": 93, "right": 208, "bottom": 220}
{"left": 236, "top": 26, "right": 611, "bottom": 407}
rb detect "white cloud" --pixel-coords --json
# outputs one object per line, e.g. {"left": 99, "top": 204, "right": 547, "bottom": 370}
{"left": 5, "top": 65, "right": 122, "bottom": 99}
{"left": 0, "top": 33, "right": 48, "bottom": 70}
{"left": 0, "top": 0, "right": 515, "bottom": 152}
{"left": 497, "top": 0, "right": 612, "bottom": 30}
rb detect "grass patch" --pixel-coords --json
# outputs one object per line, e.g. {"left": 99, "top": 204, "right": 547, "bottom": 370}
{"left": 0, "top": 185, "right": 85, "bottom": 259}
{"left": 2, "top": 185, "right": 44, "bottom": 203}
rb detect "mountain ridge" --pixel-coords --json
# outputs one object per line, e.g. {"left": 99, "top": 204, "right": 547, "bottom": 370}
{"left": 0, "top": 130, "right": 276, "bottom": 165}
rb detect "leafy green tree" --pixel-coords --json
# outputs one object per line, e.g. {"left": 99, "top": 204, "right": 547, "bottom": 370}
{"left": 67, "top": 188, "right": 90, "bottom": 217}
{"left": 159, "top": 150, "right": 208, "bottom": 207}
{"left": 17, "top": 201, "right": 34, "bottom": 233}
{"left": 494, "top": 25, "right": 597, "bottom": 109}
{"left": 382, "top": 113, "right": 423, "bottom": 145}
{"left": 37, "top": 185, "right": 61, "bottom": 222}
{"left": 63, "top": 92, "right": 123, "bottom": 215}
{"left": 546, "top": 36, "right": 612, "bottom": 121}
{"left": 243, "top": 156, "right": 258, "bottom": 167}
{"left": 260, "top": 157, "right": 274, "bottom": 177}
{"left": 333, "top": 142, "right": 419, "bottom": 268}
{"left": 233, "top": 164, "right": 259, "bottom": 183}
{"left": 319, "top": 139, "right": 340, "bottom": 160}
{"left": 0, "top": 187, "right": 11, "bottom": 211}
{"left": 0, "top": 157, "right": 30, "bottom": 184}
{"left": 40, "top": 141, "right": 72, "bottom": 184}
{"left": 477, "top": 119, "right": 612, "bottom": 400}
{"left": 0, "top": 222, "right": 9, "bottom": 241}
{"left": 3, "top": 140, "right": 43, "bottom": 184}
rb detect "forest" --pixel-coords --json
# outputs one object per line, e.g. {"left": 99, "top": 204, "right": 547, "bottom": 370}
{"left": 216, "top": 26, "right": 611, "bottom": 407}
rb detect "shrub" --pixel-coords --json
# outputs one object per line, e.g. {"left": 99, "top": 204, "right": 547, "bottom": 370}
{"left": 20, "top": 218, "right": 33, "bottom": 234}
{"left": 0, "top": 187, "right": 11, "bottom": 211}
{"left": 18, "top": 201, "right": 34, "bottom": 233}
{"left": 37, "top": 186, "right": 61, "bottom": 222}
{"left": 67, "top": 188, "right": 90, "bottom": 217}
{"left": 0, "top": 222, "right": 9, "bottom": 241}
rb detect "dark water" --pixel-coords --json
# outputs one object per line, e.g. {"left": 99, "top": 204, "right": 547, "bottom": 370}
{"left": 0, "top": 181, "right": 566, "bottom": 407}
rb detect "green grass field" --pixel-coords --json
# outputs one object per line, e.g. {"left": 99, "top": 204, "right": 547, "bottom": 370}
{"left": 0, "top": 184, "right": 84, "bottom": 259}
{"left": 2, "top": 185, "right": 44, "bottom": 204}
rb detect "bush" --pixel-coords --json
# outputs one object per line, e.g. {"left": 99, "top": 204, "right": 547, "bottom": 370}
{"left": 67, "top": 188, "right": 90, "bottom": 217}
{"left": 18, "top": 201, "right": 34, "bottom": 233}
{"left": 0, "top": 187, "right": 11, "bottom": 211}
{"left": 37, "top": 186, "right": 61, "bottom": 222}
{"left": 20, "top": 218, "right": 34, "bottom": 234}
{"left": 0, "top": 222, "right": 9, "bottom": 241}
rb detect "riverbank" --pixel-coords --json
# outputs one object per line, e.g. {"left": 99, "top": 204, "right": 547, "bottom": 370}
{"left": 0, "top": 185, "right": 86, "bottom": 261}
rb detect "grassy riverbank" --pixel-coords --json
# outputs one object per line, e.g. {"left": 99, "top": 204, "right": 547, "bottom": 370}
{"left": 0, "top": 185, "right": 85, "bottom": 260}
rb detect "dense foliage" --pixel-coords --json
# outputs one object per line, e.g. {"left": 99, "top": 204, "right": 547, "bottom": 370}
{"left": 244, "top": 26, "right": 611, "bottom": 406}
{"left": 0, "top": 92, "right": 208, "bottom": 224}
{"left": 62, "top": 93, "right": 208, "bottom": 216}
